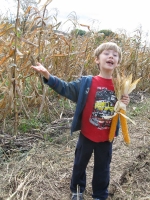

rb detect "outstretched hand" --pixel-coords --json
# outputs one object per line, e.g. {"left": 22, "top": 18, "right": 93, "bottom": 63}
{"left": 31, "top": 62, "right": 50, "bottom": 80}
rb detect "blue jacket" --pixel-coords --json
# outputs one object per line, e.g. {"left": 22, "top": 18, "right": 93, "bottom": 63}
{"left": 44, "top": 75, "right": 120, "bottom": 136}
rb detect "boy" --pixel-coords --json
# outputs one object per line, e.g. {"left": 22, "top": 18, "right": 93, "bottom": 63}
{"left": 31, "top": 42, "right": 130, "bottom": 200}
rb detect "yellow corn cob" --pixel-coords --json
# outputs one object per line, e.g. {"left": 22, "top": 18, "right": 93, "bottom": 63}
{"left": 120, "top": 109, "right": 130, "bottom": 144}
{"left": 109, "top": 113, "right": 119, "bottom": 142}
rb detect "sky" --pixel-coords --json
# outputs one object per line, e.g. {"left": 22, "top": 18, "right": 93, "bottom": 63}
{"left": 1, "top": 0, "right": 150, "bottom": 37}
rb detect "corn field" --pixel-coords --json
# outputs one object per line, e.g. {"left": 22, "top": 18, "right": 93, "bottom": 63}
{"left": 0, "top": 0, "right": 149, "bottom": 134}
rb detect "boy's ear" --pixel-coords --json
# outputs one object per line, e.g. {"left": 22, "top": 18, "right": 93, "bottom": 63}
{"left": 95, "top": 57, "right": 100, "bottom": 64}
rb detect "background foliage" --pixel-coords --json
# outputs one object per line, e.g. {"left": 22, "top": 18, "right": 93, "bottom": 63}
{"left": 0, "top": 0, "right": 149, "bottom": 133}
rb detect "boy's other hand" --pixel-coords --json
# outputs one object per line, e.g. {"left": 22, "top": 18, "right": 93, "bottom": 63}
{"left": 31, "top": 62, "right": 50, "bottom": 80}
{"left": 121, "top": 95, "right": 130, "bottom": 106}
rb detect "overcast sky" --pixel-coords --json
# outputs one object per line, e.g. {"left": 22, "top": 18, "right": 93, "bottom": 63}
{"left": 2, "top": 0, "right": 150, "bottom": 36}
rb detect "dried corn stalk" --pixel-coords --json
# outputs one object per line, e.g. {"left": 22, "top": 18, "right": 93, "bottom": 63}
{"left": 109, "top": 70, "right": 141, "bottom": 144}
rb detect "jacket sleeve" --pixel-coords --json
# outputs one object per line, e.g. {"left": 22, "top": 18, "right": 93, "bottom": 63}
{"left": 43, "top": 75, "right": 81, "bottom": 103}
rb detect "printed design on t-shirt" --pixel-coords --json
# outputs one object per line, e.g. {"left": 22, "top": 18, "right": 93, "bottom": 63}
{"left": 89, "top": 87, "right": 117, "bottom": 129}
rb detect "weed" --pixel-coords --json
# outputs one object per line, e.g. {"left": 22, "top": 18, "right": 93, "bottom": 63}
{"left": 18, "top": 118, "right": 40, "bottom": 133}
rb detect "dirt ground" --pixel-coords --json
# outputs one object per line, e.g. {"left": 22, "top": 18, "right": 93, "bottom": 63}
{"left": 0, "top": 92, "right": 150, "bottom": 200}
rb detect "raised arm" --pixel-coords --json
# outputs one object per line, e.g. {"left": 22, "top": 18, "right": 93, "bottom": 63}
{"left": 31, "top": 62, "right": 81, "bottom": 102}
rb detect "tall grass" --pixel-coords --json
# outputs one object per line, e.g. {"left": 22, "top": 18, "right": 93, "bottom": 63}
{"left": 0, "top": 0, "right": 149, "bottom": 133}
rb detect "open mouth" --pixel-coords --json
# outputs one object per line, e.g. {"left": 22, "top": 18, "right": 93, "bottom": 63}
{"left": 106, "top": 61, "right": 114, "bottom": 65}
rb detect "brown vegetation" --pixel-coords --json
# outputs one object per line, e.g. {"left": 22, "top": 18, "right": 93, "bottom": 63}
{"left": 0, "top": 1, "right": 150, "bottom": 133}
{"left": 0, "top": 1, "right": 150, "bottom": 199}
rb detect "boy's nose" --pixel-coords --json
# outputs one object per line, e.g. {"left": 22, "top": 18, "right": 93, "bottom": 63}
{"left": 109, "top": 54, "right": 113, "bottom": 58}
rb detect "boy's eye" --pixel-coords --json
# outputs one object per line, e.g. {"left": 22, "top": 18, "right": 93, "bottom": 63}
{"left": 104, "top": 52, "right": 109, "bottom": 55}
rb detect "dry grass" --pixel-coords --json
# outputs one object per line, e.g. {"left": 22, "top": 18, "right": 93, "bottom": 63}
{"left": 0, "top": 93, "right": 149, "bottom": 200}
{"left": 0, "top": 1, "right": 150, "bottom": 133}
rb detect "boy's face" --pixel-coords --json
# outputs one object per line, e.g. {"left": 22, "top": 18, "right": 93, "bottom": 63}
{"left": 95, "top": 49, "right": 119, "bottom": 72}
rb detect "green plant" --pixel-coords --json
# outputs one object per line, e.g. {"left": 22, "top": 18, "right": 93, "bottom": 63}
{"left": 71, "top": 29, "right": 86, "bottom": 36}
{"left": 129, "top": 100, "right": 150, "bottom": 117}
{"left": 130, "top": 106, "right": 141, "bottom": 116}
{"left": 98, "top": 29, "right": 114, "bottom": 37}
{"left": 18, "top": 118, "right": 40, "bottom": 133}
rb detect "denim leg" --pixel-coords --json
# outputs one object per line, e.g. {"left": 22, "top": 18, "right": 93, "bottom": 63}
{"left": 70, "top": 133, "right": 94, "bottom": 193}
{"left": 92, "top": 141, "right": 112, "bottom": 199}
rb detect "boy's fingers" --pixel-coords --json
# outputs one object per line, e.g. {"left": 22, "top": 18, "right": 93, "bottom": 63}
{"left": 37, "top": 62, "right": 41, "bottom": 66}
{"left": 122, "top": 95, "right": 130, "bottom": 101}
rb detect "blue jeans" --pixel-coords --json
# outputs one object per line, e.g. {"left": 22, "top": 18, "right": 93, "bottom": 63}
{"left": 70, "top": 133, "right": 112, "bottom": 199}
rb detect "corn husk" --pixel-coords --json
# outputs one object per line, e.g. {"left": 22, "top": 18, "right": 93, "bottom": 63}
{"left": 109, "top": 69, "right": 141, "bottom": 144}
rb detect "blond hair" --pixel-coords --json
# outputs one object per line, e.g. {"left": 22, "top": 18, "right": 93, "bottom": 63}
{"left": 94, "top": 42, "right": 122, "bottom": 64}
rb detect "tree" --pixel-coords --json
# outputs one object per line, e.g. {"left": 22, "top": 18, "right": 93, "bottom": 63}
{"left": 71, "top": 29, "right": 86, "bottom": 37}
{"left": 13, "top": 0, "right": 38, "bottom": 12}
{"left": 98, "top": 29, "right": 114, "bottom": 37}
{"left": 12, "top": 0, "right": 38, "bottom": 33}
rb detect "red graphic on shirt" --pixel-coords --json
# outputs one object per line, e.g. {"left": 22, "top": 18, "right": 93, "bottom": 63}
{"left": 89, "top": 87, "right": 117, "bottom": 129}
